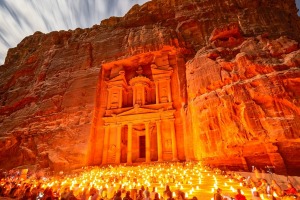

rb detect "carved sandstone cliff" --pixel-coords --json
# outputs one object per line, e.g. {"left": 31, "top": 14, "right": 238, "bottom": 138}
{"left": 0, "top": 0, "right": 300, "bottom": 174}
{"left": 187, "top": 25, "right": 300, "bottom": 175}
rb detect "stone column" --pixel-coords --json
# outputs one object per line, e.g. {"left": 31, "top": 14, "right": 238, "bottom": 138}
{"left": 145, "top": 122, "right": 151, "bottom": 163}
{"left": 107, "top": 88, "right": 112, "bottom": 109}
{"left": 127, "top": 123, "right": 133, "bottom": 164}
{"left": 118, "top": 87, "right": 123, "bottom": 108}
{"left": 167, "top": 79, "right": 172, "bottom": 103}
{"left": 155, "top": 81, "right": 159, "bottom": 104}
{"left": 170, "top": 119, "right": 178, "bottom": 161}
{"left": 115, "top": 124, "right": 122, "bottom": 164}
{"left": 156, "top": 120, "right": 163, "bottom": 162}
{"left": 142, "top": 86, "right": 145, "bottom": 105}
{"left": 102, "top": 125, "right": 110, "bottom": 164}
{"left": 133, "top": 87, "right": 136, "bottom": 105}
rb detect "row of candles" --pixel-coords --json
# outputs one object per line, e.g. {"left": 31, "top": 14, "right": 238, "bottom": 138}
{"left": 1, "top": 162, "right": 272, "bottom": 199}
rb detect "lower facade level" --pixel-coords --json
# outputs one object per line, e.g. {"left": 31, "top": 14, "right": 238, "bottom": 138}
{"left": 102, "top": 110, "right": 179, "bottom": 164}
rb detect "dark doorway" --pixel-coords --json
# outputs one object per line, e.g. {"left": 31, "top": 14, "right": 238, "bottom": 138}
{"left": 139, "top": 135, "right": 146, "bottom": 158}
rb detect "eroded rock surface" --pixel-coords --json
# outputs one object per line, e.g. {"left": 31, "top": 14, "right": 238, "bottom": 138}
{"left": 0, "top": 0, "right": 299, "bottom": 174}
{"left": 186, "top": 25, "right": 300, "bottom": 175}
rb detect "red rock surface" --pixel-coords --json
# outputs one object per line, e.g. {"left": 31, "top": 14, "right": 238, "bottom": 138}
{"left": 186, "top": 25, "right": 300, "bottom": 175}
{"left": 0, "top": 0, "right": 300, "bottom": 175}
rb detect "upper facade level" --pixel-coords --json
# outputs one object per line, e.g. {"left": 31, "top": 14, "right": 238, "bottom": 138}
{"left": 104, "top": 63, "right": 174, "bottom": 117}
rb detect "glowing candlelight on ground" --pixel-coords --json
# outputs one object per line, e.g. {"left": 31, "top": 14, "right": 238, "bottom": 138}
{"left": 251, "top": 187, "right": 257, "bottom": 193}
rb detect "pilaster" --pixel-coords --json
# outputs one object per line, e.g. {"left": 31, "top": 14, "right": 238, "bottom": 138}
{"left": 102, "top": 125, "right": 110, "bottom": 164}
{"left": 156, "top": 120, "right": 163, "bottom": 162}
{"left": 170, "top": 119, "right": 178, "bottom": 161}
{"left": 115, "top": 124, "right": 122, "bottom": 164}
{"left": 127, "top": 123, "right": 133, "bottom": 164}
{"left": 145, "top": 121, "right": 151, "bottom": 163}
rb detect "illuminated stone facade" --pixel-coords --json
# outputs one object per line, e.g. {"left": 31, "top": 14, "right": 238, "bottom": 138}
{"left": 99, "top": 52, "right": 183, "bottom": 164}
{"left": 1, "top": 0, "right": 300, "bottom": 175}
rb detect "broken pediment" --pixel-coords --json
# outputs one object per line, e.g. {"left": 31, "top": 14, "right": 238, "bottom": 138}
{"left": 106, "top": 70, "right": 128, "bottom": 88}
{"left": 151, "top": 64, "right": 173, "bottom": 79}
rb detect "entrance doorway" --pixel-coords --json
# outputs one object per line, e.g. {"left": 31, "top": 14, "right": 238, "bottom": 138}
{"left": 139, "top": 135, "right": 146, "bottom": 158}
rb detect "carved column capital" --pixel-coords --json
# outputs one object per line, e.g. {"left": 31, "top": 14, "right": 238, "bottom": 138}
{"left": 144, "top": 121, "right": 150, "bottom": 126}
{"left": 104, "top": 123, "right": 111, "bottom": 127}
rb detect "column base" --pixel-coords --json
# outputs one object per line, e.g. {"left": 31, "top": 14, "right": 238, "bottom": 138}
{"left": 172, "top": 158, "right": 179, "bottom": 162}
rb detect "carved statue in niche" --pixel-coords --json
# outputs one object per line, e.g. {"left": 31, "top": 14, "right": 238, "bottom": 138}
{"left": 112, "top": 93, "right": 118, "bottom": 102}
{"left": 165, "top": 139, "right": 172, "bottom": 150}
{"left": 136, "top": 90, "right": 142, "bottom": 105}
{"left": 111, "top": 92, "right": 119, "bottom": 108}
{"left": 109, "top": 144, "right": 116, "bottom": 151}
{"left": 160, "top": 87, "right": 168, "bottom": 103}
{"left": 108, "top": 144, "right": 117, "bottom": 163}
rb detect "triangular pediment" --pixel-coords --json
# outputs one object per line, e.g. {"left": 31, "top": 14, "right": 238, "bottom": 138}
{"left": 108, "top": 73, "right": 126, "bottom": 83}
{"left": 117, "top": 106, "right": 159, "bottom": 116}
{"left": 106, "top": 72, "right": 128, "bottom": 88}
{"left": 151, "top": 64, "right": 173, "bottom": 79}
{"left": 151, "top": 67, "right": 172, "bottom": 75}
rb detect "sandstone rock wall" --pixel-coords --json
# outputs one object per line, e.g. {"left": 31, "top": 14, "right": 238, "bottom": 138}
{"left": 0, "top": 31, "right": 98, "bottom": 170}
{"left": 186, "top": 26, "right": 300, "bottom": 175}
{"left": 0, "top": 0, "right": 300, "bottom": 174}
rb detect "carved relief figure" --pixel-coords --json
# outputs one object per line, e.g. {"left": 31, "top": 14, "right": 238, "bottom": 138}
{"left": 165, "top": 139, "right": 172, "bottom": 150}
{"left": 111, "top": 92, "right": 119, "bottom": 108}
{"left": 109, "top": 144, "right": 116, "bottom": 151}
{"left": 160, "top": 87, "right": 168, "bottom": 103}
{"left": 108, "top": 144, "right": 117, "bottom": 163}
{"left": 136, "top": 90, "right": 142, "bottom": 105}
